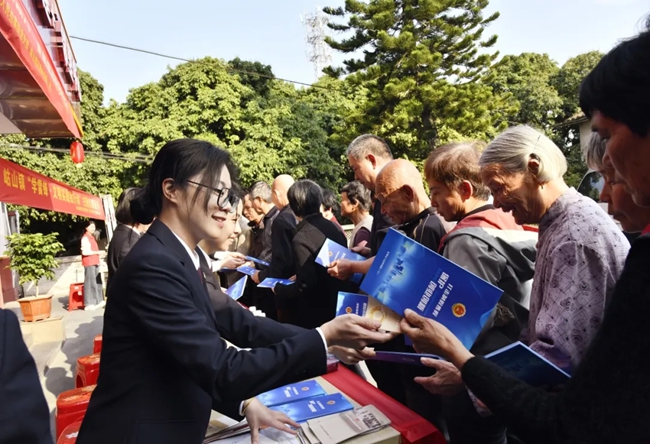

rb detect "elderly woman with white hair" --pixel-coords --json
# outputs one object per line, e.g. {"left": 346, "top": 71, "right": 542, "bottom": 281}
{"left": 476, "top": 126, "right": 628, "bottom": 372}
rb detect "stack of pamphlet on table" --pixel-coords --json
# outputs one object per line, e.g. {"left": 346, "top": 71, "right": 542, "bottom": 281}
{"left": 205, "top": 380, "right": 374, "bottom": 443}
{"left": 298, "top": 405, "right": 391, "bottom": 444}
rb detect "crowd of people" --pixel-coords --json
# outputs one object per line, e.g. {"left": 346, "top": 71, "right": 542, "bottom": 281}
{"left": 1, "top": 14, "right": 649, "bottom": 444}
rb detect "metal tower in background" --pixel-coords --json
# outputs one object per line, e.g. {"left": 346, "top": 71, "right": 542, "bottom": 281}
{"left": 301, "top": 7, "right": 332, "bottom": 81}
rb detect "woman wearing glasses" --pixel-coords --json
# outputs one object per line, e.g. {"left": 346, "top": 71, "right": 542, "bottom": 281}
{"left": 76, "top": 139, "right": 393, "bottom": 444}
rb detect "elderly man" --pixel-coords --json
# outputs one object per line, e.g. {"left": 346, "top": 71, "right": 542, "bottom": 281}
{"left": 334, "top": 158, "right": 447, "bottom": 426}
{"left": 423, "top": 141, "right": 538, "bottom": 444}
{"left": 249, "top": 181, "right": 277, "bottom": 264}
{"left": 243, "top": 193, "right": 265, "bottom": 260}
{"left": 253, "top": 175, "right": 298, "bottom": 319}
{"left": 346, "top": 134, "right": 395, "bottom": 255}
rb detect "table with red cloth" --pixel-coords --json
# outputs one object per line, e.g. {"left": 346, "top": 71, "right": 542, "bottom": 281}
{"left": 323, "top": 366, "right": 446, "bottom": 444}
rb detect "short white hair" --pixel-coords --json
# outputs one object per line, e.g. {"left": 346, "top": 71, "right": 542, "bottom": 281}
{"left": 480, "top": 126, "right": 567, "bottom": 182}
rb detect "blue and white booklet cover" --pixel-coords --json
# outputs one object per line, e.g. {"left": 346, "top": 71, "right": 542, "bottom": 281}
{"left": 270, "top": 393, "right": 354, "bottom": 423}
{"left": 336, "top": 292, "right": 401, "bottom": 332}
{"left": 360, "top": 228, "right": 504, "bottom": 349}
{"left": 258, "top": 277, "right": 294, "bottom": 289}
{"left": 234, "top": 265, "right": 257, "bottom": 276}
{"left": 225, "top": 276, "right": 247, "bottom": 300}
{"left": 315, "top": 239, "right": 365, "bottom": 284}
{"left": 245, "top": 256, "right": 270, "bottom": 267}
{"left": 484, "top": 341, "right": 571, "bottom": 387}
{"left": 370, "top": 351, "right": 441, "bottom": 366}
{"left": 257, "top": 380, "right": 326, "bottom": 407}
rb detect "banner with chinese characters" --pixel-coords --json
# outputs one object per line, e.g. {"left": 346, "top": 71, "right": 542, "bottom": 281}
{"left": 0, "top": 158, "right": 105, "bottom": 220}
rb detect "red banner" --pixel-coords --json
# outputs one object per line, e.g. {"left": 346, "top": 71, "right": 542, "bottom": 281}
{"left": 0, "top": 158, "right": 105, "bottom": 220}
{"left": 0, "top": 0, "right": 82, "bottom": 138}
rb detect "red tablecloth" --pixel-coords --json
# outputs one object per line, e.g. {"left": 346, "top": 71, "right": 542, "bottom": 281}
{"left": 323, "top": 366, "right": 446, "bottom": 444}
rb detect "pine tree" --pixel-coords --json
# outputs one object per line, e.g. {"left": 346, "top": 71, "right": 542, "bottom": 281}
{"left": 324, "top": 0, "right": 509, "bottom": 158}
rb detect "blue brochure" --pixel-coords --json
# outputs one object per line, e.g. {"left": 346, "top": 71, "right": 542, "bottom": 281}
{"left": 256, "top": 380, "right": 326, "bottom": 407}
{"left": 315, "top": 239, "right": 365, "bottom": 284}
{"left": 484, "top": 342, "right": 571, "bottom": 387}
{"left": 336, "top": 292, "right": 401, "bottom": 332}
{"left": 370, "top": 351, "right": 441, "bottom": 366}
{"left": 235, "top": 265, "right": 257, "bottom": 276}
{"left": 258, "top": 277, "right": 295, "bottom": 289}
{"left": 360, "top": 228, "right": 503, "bottom": 350}
{"left": 270, "top": 393, "right": 354, "bottom": 423}
{"left": 246, "top": 256, "right": 270, "bottom": 267}
{"left": 225, "top": 276, "right": 247, "bottom": 300}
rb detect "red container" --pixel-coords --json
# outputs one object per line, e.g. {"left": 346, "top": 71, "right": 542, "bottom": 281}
{"left": 57, "top": 420, "right": 82, "bottom": 444}
{"left": 92, "top": 334, "right": 102, "bottom": 354}
{"left": 75, "top": 353, "right": 100, "bottom": 388}
{"left": 68, "top": 283, "right": 84, "bottom": 312}
{"left": 55, "top": 386, "right": 94, "bottom": 440}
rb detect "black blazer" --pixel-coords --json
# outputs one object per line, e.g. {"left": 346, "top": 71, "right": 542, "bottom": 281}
{"left": 199, "top": 251, "right": 307, "bottom": 347}
{"left": 275, "top": 213, "right": 354, "bottom": 329}
{"left": 106, "top": 224, "right": 141, "bottom": 284}
{"left": 77, "top": 220, "right": 327, "bottom": 444}
{"left": 0, "top": 309, "right": 52, "bottom": 444}
{"left": 259, "top": 206, "right": 297, "bottom": 281}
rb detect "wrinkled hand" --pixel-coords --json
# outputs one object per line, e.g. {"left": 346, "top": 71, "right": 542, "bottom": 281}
{"left": 251, "top": 271, "right": 261, "bottom": 284}
{"left": 327, "top": 259, "right": 355, "bottom": 281}
{"left": 329, "top": 346, "right": 376, "bottom": 365}
{"left": 351, "top": 242, "right": 371, "bottom": 257}
{"left": 244, "top": 398, "right": 299, "bottom": 444}
{"left": 321, "top": 315, "right": 397, "bottom": 349}
{"left": 288, "top": 275, "right": 297, "bottom": 282}
{"left": 400, "top": 309, "right": 473, "bottom": 368}
{"left": 414, "top": 358, "right": 464, "bottom": 396}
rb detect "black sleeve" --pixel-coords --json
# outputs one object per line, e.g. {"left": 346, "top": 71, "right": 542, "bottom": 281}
{"left": 125, "top": 254, "right": 327, "bottom": 419}
{"left": 275, "top": 236, "right": 322, "bottom": 300}
{"left": 211, "top": 289, "right": 308, "bottom": 347}
{"left": 259, "top": 217, "right": 295, "bottom": 280}
{"left": 0, "top": 309, "right": 52, "bottom": 444}
{"left": 460, "top": 236, "right": 650, "bottom": 444}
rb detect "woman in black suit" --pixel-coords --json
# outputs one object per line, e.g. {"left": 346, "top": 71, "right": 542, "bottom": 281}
{"left": 274, "top": 180, "right": 354, "bottom": 328}
{"left": 76, "top": 139, "right": 393, "bottom": 444}
{"left": 106, "top": 187, "right": 150, "bottom": 285}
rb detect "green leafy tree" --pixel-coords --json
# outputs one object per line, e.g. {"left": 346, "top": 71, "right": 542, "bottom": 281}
{"left": 485, "top": 53, "right": 562, "bottom": 129}
{"left": 323, "top": 0, "right": 510, "bottom": 159}
{"left": 5, "top": 232, "right": 64, "bottom": 296}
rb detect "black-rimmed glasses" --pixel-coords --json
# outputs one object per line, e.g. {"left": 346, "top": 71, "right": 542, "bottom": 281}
{"left": 187, "top": 180, "right": 239, "bottom": 211}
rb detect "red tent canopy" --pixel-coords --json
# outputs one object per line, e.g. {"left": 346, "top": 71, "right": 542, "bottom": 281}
{"left": 0, "top": 157, "right": 104, "bottom": 220}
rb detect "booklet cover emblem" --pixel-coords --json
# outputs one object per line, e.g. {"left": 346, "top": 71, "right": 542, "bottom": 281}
{"left": 360, "top": 228, "right": 503, "bottom": 349}
{"left": 257, "top": 380, "right": 326, "bottom": 407}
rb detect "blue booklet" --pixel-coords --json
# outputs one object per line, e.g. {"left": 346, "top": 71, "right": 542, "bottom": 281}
{"left": 370, "top": 351, "right": 441, "bottom": 366}
{"left": 235, "top": 265, "right": 257, "bottom": 276}
{"left": 336, "top": 292, "right": 401, "bottom": 332}
{"left": 225, "top": 276, "right": 247, "bottom": 300}
{"left": 360, "top": 228, "right": 503, "bottom": 350}
{"left": 484, "top": 341, "right": 571, "bottom": 387}
{"left": 256, "top": 380, "right": 326, "bottom": 407}
{"left": 258, "top": 277, "right": 294, "bottom": 289}
{"left": 246, "top": 256, "right": 270, "bottom": 267}
{"left": 270, "top": 393, "right": 354, "bottom": 423}
{"left": 315, "top": 239, "right": 365, "bottom": 284}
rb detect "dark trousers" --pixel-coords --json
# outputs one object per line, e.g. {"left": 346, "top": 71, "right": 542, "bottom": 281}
{"left": 443, "top": 387, "right": 508, "bottom": 444}
{"left": 83, "top": 265, "right": 103, "bottom": 306}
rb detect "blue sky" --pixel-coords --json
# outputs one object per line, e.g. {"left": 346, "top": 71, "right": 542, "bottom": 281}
{"left": 57, "top": 0, "right": 649, "bottom": 104}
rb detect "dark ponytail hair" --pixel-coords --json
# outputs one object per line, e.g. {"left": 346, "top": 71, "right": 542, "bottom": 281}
{"left": 131, "top": 139, "right": 238, "bottom": 224}
{"left": 115, "top": 187, "right": 141, "bottom": 225}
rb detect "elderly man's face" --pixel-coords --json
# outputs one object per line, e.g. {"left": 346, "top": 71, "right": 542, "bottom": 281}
{"left": 480, "top": 165, "right": 542, "bottom": 225}
{"left": 593, "top": 110, "right": 650, "bottom": 208}
{"left": 427, "top": 178, "right": 465, "bottom": 222}
{"left": 243, "top": 195, "right": 262, "bottom": 223}
{"left": 376, "top": 184, "right": 415, "bottom": 225}
{"left": 348, "top": 154, "right": 377, "bottom": 192}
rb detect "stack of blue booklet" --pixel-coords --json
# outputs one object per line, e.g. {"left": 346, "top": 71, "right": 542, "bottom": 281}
{"left": 360, "top": 228, "right": 504, "bottom": 350}
{"left": 256, "top": 381, "right": 354, "bottom": 422}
